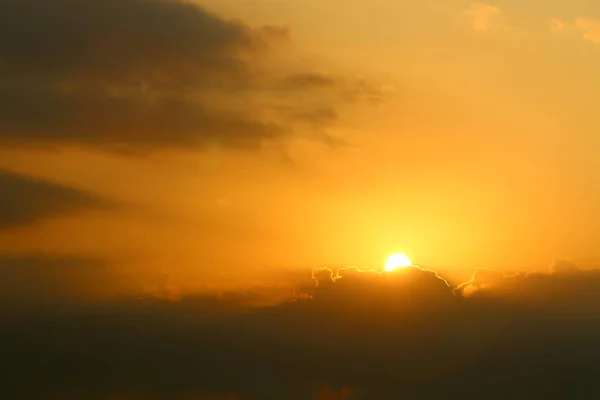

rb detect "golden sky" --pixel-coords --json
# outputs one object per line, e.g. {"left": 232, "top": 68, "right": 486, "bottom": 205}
{"left": 2, "top": 0, "right": 600, "bottom": 293}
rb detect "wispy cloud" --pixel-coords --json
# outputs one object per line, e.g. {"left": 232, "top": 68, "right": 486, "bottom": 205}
{"left": 465, "top": 2, "right": 501, "bottom": 31}
{"left": 0, "top": 168, "right": 114, "bottom": 229}
{"left": 549, "top": 18, "right": 567, "bottom": 32}
{"left": 575, "top": 17, "right": 600, "bottom": 43}
{"left": 549, "top": 16, "right": 600, "bottom": 44}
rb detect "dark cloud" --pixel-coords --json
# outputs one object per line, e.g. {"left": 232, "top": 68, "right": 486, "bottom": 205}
{"left": 5, "top": 261, "right": 600, "bottom": 399}
{"left": 260, "top": 25, "right": 292, "bottom": 41}
{"left": 0, "top": 0, "right": 387, "bottom": 152}
{"left": 0, "top": 251, "right": 299, "bottom": 310}
{"left": 279, "top": 73, "right": 393, "bottom": 104}
{"left": 145, "top": 282, "right": 298, "bottom": 310}
{"left": 0, "top": 169, "right": 113, "bottom": 229}
{"left": 457, "top": 260, "right": 600, "bottom": 310}
{"left": 311, "top": 266, "right": 455, "bottom": 315}
{"left": 0, "top": 0, "right": 286, "bottom": 151}
{"left": 281, "top": 73, "right": 339, "bottom": 89}
{"left": 0, "top": 254, "right": 136, "bottom": 308}
{"left": 0, "top": 83, "right": 282, "bottom": 151}
{"left": 291, "top": 107, "right": 339, "bottom": 127}
{"left": 347, "top": 77, "right": 394, "bottom": 104}
{"left": 0, "top": 0, "right": 261, "bottom": 85}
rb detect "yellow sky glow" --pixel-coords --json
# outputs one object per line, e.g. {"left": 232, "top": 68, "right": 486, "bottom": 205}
{"left": 2, "top": 0, "right": 600, "bottom": 291}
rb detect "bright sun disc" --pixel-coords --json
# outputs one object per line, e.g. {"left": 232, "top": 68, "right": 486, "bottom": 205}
{"left": 385, "top": 254, "right": 412, "bottom": 271}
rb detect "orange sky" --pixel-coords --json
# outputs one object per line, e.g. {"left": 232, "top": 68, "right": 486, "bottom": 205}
{"left": 2, "top": 0, "right": 600, "bottom": 292}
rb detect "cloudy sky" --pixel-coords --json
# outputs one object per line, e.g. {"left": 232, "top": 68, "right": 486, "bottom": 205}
{"left": 2, "top": 1, "right": 600, "bottom": 398}
{"left": 3, "top": 0, "right": 600, "bottom": 287}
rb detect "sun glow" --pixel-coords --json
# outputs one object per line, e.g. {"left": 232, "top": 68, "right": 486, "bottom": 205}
{"left": 385, "top": 254, "right": 412, "bottom": 271}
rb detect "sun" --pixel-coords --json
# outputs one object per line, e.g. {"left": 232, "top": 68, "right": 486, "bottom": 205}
{"left": 385, "top": 253, "right": 412, "bottom": 271}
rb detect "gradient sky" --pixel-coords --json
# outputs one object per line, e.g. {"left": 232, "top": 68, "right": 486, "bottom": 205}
{"left": 2, "top": 0, "right": 600, "bottom": 293}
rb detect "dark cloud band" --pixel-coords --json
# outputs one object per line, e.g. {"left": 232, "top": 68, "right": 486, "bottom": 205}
{"left": 0, "top": 0, "right": 389, "bottom": 152}
{"left": 3, "top": 259, "right": 600, "bottom": 398}
{"left": 0, "top": 169, "right": 113, "bottom": 229}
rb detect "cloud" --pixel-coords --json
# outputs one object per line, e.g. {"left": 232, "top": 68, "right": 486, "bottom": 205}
{"left": 348, "top": 77, "right": 395, "bottom": 104}
{"left": 575, "top": 17, "right": 600, "bottom": 43}
{"left": 549, "top": 18, "right": 567, "bottom": 32}
{"left": 0, "top": 0, "right": 388, "bottom": 152}
{"left": 311, "top": 265, "right": 454, "bottom": 313}
{"left": 290, "top": 107, "right": 339, "bottom": 128}
{"left": 260, "top": 25, "right": 292, "bottom": 41}
{"left": 0, "top": 253, "right": 136, "bottom": 306}
{"left": 0, "top": 252, "right": 299, "bottom": 309}
{"left": 0, "top": 83, "right": 284, "bottom": 151}
{"left": 281, "top": 73, "right": 340, "bottom": 90}
{"left": 465, "top": 3, "right": 501, "bottom": 31}
{"left": 4, "top": 261, "right": 600, "bottom": 398}
{"left": 456, "top": 260, "right": 600, "bottom": 310}
{"left": 273, "top": 74, "right": 391, "bottom": 139}
{"left": 0, "top": 0, "right": 282, "bottom": 151}
{"left": 0, "top": 0, "right": 262, "bottom": 86}
{"left": 279, "top": 73, "right": 393, "bottom": 103}
{"left": 547, "top": 16, "right": 600, "bottom": 45}
{"left": 0, "top": 168, "right": 113, "bottom": 229}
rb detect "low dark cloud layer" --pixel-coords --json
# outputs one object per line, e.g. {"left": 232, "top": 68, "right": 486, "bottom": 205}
{"left": 3, "top": 262, "right": 600, "bottom": 399}
{"left": 0, "top": 254, "right": 135, "bottom": 307}
{"left": 0, "top": 169, "right": 112, "bottom": 229}
{"left": 0, "top": 0, "right": 387, "bottom": 152}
